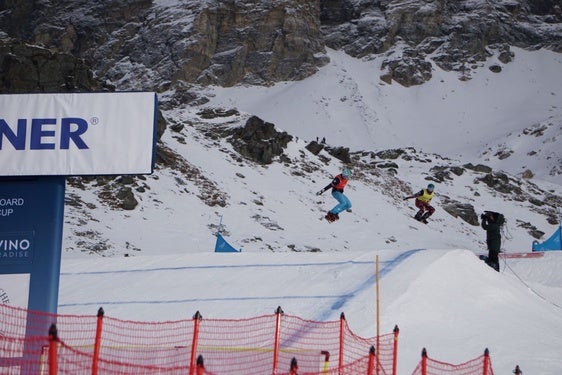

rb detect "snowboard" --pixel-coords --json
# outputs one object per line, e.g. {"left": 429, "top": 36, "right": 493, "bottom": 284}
{"left": 413, "top": 214, "right": 428, "bottom": 224}
{"left": 320, "top": 209, "right": 351, "bottom": 223}
{"left": 321, "top": 215, "right": 338, "bottom": 223}
{"left": 320, "top": 212, "right": 340, "bottom": 223}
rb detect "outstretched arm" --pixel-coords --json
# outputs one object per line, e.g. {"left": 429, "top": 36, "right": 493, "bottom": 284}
{"left": 316, "top": 177, "right": 339, "bottom": 195}
{"left": 403, "top": 190, "right": 422, "bottom": 200}
{"left": 316, "top": 183, "right": 333, "bottom": 195}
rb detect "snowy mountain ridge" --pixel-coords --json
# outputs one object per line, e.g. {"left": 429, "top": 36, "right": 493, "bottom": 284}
{"left": 0, "top": 1, "right": 561, "bottom": 255}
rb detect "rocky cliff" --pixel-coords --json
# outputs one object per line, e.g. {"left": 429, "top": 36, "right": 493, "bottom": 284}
{"left": 1, "top": 0, "right": 560, "bottom": 254}
{"left": 1, "top": 0, "right": 560, "bottom": 93}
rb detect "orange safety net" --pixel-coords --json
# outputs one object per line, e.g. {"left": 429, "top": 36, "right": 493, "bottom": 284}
{"left": 411, "top": 352, "right": 494, "bottom": 375}
{"left": 0, "top": 304, "right": 395, "bottom": 375}
{"left": 1, "top": 303, "right": 494, "bottom": 375}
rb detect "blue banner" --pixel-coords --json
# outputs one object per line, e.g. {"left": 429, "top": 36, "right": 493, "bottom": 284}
{"left": 0, "top": 231, "right": 35, "bottom": 265}
{"left": 215, "top": 234, "right": 241, "bottom": 253}
{"left": 0, "top": 176, "right": 65, "bottom": 373}
{"left": 0, "top": 176, "right": 65, "bottom": 313}
{"left": 532, "top": 226, "right": 562, "bottom": 251}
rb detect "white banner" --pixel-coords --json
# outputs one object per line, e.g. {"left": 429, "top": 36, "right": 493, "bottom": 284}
{"left": 0, "top": 92, "right": 157, "bottom": 176}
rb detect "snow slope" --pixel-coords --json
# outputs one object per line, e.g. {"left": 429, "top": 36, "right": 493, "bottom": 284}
{"left": 52, "top": 46, "right": 562, "bottom": 374}
{"left": 57, "top": 249, "right": 562, "bottom": 374}
{"left": 207, "top": 47, "right": 562, "bottom": 184}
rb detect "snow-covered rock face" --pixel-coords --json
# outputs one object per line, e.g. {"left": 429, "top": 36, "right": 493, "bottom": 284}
{"left": 0, "top": 1, "right": 561, "bottom": 256}
{"left": 0, "top": 37, "right": 108, "bottom": 93}
{"left": 0, "top": 0, "right": 326, "bottom": 90}
{"left": 1, "top": 0, "right": 560, "bottom": 89}
{"left": 322, "top": 0, "right": 562, "bottom": 85}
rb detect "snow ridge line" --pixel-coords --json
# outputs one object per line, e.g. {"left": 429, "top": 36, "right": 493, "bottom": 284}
{"left": 59, "top": 259, "right": 384, "bottom": 308}
{"left": 317, "top": 248, "right": 425, "bottom": 321}
{"left": 59, "top": 251, "right": 423, "bottom": 311}
{"left": 276, "top": 249, "right": 424, "bottom": 348}
{"left": 60, "top": 260, "right": 379, "bottom": 276}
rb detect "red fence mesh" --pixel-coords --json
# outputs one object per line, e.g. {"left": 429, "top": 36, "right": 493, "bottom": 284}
{"left": 1, "top": 303, "right": 494, "bottom": 375}
{"left": 411, "top": 351, "right": 494, "bottom": 375}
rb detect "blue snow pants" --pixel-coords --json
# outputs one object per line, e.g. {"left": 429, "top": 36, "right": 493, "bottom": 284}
{"left": 330, "top": 191, "right": 352, "bottom": 214}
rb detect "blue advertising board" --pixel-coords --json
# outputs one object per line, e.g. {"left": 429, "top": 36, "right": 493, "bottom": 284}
{"left": 0, "top": 177, "right": 65, "bottom": 316}
{"left": 0, "top": 92, "right": 157, "bottom": 372}
{"left": 0, "top": 177, "right": 65, "bottom": 373}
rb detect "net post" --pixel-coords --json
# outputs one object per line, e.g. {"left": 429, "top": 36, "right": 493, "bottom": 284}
{"left": 421, "top": 348, "right": 427, "bottom": 375}
{"left": 189, "top": 311, "right": 202, "bottom": 375}
{"left": 289, "top": 357, "right": 298, "bottom": 375}
{"left": 483, "top": 348, "right": 490, "bottom": 375}
{"left": 338, "top": 312, "right": 346, "bottom": 374}
{"left": 367, "top": 346, "right": 376, "bottom": 375}
{"left": 91, "top": 307, "right": 104, "bottom": 375}
{"left": 272, "top": 306, "right": 284, "bottom": 375}
{"left": 196, "top": 355, "right": 206, "bottom": 375}
{"left": 392, "top": 325, "right": 399, "bottom": 375}
{"left": 48, "top": 324, "right": 58, "bottom": 375}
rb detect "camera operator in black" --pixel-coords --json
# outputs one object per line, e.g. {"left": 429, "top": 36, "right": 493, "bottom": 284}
{"left": 480, "top": 211, "right": 505, "bottom": 272}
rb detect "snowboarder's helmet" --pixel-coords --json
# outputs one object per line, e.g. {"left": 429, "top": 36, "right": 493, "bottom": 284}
{"left": 342, "top": 168, "right": 351, "bottom": 179}
{"left": 427, "top": 183, "right": 435, "bottom": 192}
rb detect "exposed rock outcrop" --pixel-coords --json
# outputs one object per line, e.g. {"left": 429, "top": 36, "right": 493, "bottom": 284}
{"left": 227, "top": 115, "right": 293, "bottom": 164}
{"left": 0, "top": 0, "right": 327, "bottom": 90}
{"left": 0, "top": 36, "right": 167, "bottom": 140}
{"left": 322, "top": 0, "right": 562, "bottom": 85}
{"left": 1, "top": 0, "right": 559, "bottom": 90}
{"left": 0, "top": 37, "right": 107, "bottom": 93}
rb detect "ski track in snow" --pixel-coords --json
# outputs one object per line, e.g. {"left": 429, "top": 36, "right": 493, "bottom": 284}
{"left": 60, "top": 249, "right": 424, "bottom": 318}
{"left": 321, "top": 248, "right": 424, "bottom": 320}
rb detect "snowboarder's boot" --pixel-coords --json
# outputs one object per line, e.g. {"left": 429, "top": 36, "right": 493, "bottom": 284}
{"left": 325, "top": 212, "right": 337, "bottom": 223}
{"left": 333, "top": 213, "right": 339, "bottom": 221}
{"left": 414, "top": 211, "right": 423, "bottom": 221}
{"left": 421, "top": 212, "right": 431, "bottom": 224}
{"left": 482, "top": 258, "right": 500, "bottom": 272}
